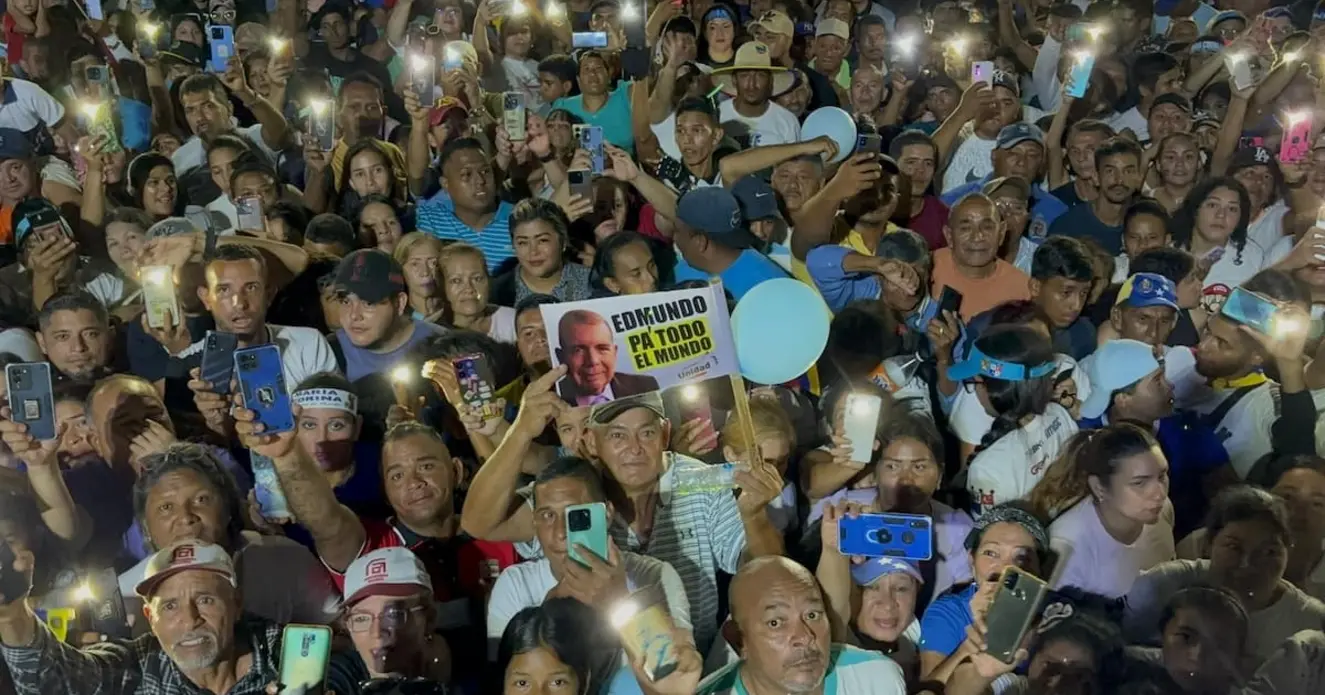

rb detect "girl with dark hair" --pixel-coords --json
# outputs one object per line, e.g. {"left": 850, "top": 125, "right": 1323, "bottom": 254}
{"left": 946, "top": 607, "right": 1126, "bottom": 695}
{"left": 951, "top": 324, "right": 1077, "bottom": 518}
{"left": 1123, "top": 486, "right": 1325, "bottom": 663}
{"left": 355, "top": 193, "right": 407, "bottom": 253}
{"left": 127, "top": 152, "right": 181, "bottom": 220}
{"left": 338, "top": 138, "right": 412, "bottom": 219}
{"left": 1032, "top": 423, "right": 1175, "bottom": 598}
{"left": 1150, "top": 133, "right": 1202, "bottom": 214}
{"left": 1268, "top": 457, "right": 1325, "bottom": 600}
{"left": 1168, "top": 177, "right": 1265, "bottom": 314}
{"left": 697, "top": 3, "right": 739, "bottom": 69}
{"left": 495, "top": 198, "right": 592, "bottom": 304}
{"left": 591, "top": 232, "right": 660, "bottom": 296}
{"left": 1157, "top": 585, "right": 1249, "bottom": 694}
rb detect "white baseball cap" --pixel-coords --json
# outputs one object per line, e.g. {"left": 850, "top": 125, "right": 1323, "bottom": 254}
{"left": 342, "top": 547, "right": 433, "bottom": 606}
{"left": 135, "top": 540, "right": 237, "bottom": 599}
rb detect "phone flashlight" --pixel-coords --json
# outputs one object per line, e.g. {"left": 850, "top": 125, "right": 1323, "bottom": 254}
{"left": 895, "top": 34, "right": 916, "bottom": 56}
{"left": 547, "top": 2, "right": 565, "bottom": 17}
{"left": 310, "top": 98, "right": 330, "bottom": 116}
{"left": 145, "top": 267, "right": 170, "bottom": 285}
{"left": 609, "top": 599, "right": 639, "bottom": 628}
{"left": 1273, "top": 314, "right": 1306, "bottom": 338}
{"left": 72, "top": 583, "right": 95, "bottom": 602}
{"left": 1287, "top": 110, "right": 1309, "bottom": 126}
{"left": 948, "top": 37, "right": 966, "bottom": 56}
{"left": 80, "top": 102, "right": 102, "bottom": 119}
{"left": 391, "top": 366, "right": 413, "bottom": 383}
{"left": 445, "top": 45, "right": 461, "bottom": 64}
{"left": 410, "top": 53, "right": 430, "bottom": 72}
{"left": 510, "top": 1, "right": 528, "bottom": 16}
{"left": 1228, "top": 52, "right": 1247, "bottom": 65}
{"left": 1086, "top": 24, "right": 1107, "bottom": 42}
{"left": 268, "top": 37, "right": 287, "bottom": 54}
{"left": 680, "top": 384, "right": 700, "bottom": 402}
{"left": 1284, "top": 49, "right": 1303, "bottom": 63}
{"left": 849, "top": 395, "right": 874, "bottom": 416}
{"left": 1073, "top": 50, "right": 1093, "bottom": 65}
{"left": 142, "top": 22, "right": 159, "bottom": 39}
{"left": 621, "top": 2, "right": 638, "bottom": 20}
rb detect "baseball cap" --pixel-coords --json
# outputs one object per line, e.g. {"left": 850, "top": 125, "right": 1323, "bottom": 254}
{"left": 1206, "top": 10, "right": 1246, "bottom": 34}
{"left": 991, "top": 70, "right": 1019, "bottom": 96}
{"left": 816, "top": 18, "right": 850, "bottom": 40}
{"left": 851, "top": 557, "right": 924, "bottom": 587}
{"left": 661, "top": 15, "right": 697, "bottom": 36}
{"left": 342, "top": 547, "right": 434, "bottom": 605}
{"left": 12, "top": 198, "right": 66, "bottom": 249}
{"left": 589, "top": 392, "right": 666, "bottom": 425}
{"left": 135, "top": 540, "right": 238, "bottom": 599}
{"left": 1229, "top": 146, "right": 1278, "bottom": 175}
{"left": 752, "top": 10, "right": 793, "bottom": 37}
{"left": 996, "top": 123, "right": 1044, "bottom": 150}
{"left": 1192, "top": 110, "right": 1220, "bottom": 130}
{"left": 1188, "top": 34, "right": 1224, "bottom": 55}
{"left": 921, "top": 72, "right": 959, "bottom": 93}
{"left": 0, "top": 128, "right": 33, "bottom": 162}
{"left": 731, "top": 175, "right": 780, "bottom": 222}
{"left": 1115, "top": 273, "right": 1179, "bottom": 311}
{"left": 1151, "top": 93, "right": 1192, "bottom": 113}
{"left": 947, "top": 344, "right": 1056, "bottom": 382}
{"left": 334, "top": 249, "right": 407, "bottom": 304}
{"left": 981, "top": 175, "right": 1030, "bottom": 200}
{"left": 1079, "top": 339, "right": 1162, "bottom": 419}
{"left": 676, "top": 186, "right": 761, "bottom": 249}
{"left": 429, "top": 96, "right": 470, "bottom": 128}
{"left": 161, "top": 41, "right": 207, "bottom": 68}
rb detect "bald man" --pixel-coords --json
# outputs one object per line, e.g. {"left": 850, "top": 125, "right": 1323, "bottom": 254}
{"left": 931, "top": 193, "right": 1031, "bottom": 321}
{"left": 554, "top": 309, "right": 659, "bottom": 405}
{"left": 699, "top": 557, "right": 907, "bottom": 694}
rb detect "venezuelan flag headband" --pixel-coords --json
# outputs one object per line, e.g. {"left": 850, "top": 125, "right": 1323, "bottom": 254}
{"left": 945, "top": 346, "right": 1055, "bottom": 382}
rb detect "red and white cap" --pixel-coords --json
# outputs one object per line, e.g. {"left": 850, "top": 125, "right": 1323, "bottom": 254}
{"left": 342, "top": 547, "right": 433, "bottom": 606}
{"left": 135, "top": 540, "right": 237, "bottom": 599}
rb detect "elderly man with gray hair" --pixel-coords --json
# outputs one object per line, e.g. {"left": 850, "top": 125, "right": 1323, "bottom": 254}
{"left": 117, "top": 442, "right": 338, "bottom": 627}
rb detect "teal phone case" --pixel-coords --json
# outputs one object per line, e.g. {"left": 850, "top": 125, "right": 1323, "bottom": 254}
{"left": 566, "top": 502, "right": 610, "bottom": 566}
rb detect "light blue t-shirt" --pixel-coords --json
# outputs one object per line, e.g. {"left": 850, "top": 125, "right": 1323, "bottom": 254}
{"left": 672, "top": 249, "right": 791, "bottom": 301}
{"left": 553, "top": 81, "right": 635, "bottom": 154}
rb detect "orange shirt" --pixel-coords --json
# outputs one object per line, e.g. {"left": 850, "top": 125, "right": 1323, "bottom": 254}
{"left": 930, "top": 248, "right": 1031, "bottom": 321}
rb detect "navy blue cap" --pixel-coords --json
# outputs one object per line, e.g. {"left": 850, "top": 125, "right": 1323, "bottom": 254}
{"left": 0, "top": 128, "right": 33, "bottom": 162}
{"left": 676, "top": 186, "right": 761, "bottom": 249}
{"left": 996, "top": 122, "right": 1044, "bottom": 150}
{"left": 731, "top": 176, "right": 780, "bottom": 222}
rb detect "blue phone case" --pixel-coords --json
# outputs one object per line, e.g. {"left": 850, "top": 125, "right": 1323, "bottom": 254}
{"left": 1065, "top": 53, "right": 1096, "bottom": 99}
{"left": 582, "top": 126, "right": 604, "bottom": 174}
{"left": 86, "top": 0, "right": 105, "bottom": 20}
{"left": 566, "top": 502, "right": 610, "bottom": 566}
{"left": 234, "top": 344, "right": 294, "bottom": 434}
{"left": 839, "top": 513, "right": 934, "bottom": 560}
{"left": 1221, "top": 287, "right": 1278, "bottom": 334}
{"left": 6, "top": 363, "right": 55, "bottom": 441}
{"left": 208, "top": 25, "right": 235, "bottom": 73}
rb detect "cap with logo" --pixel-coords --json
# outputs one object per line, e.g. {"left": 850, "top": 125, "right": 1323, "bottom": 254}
{"left": 751, "top": 10, "right": 793, "bottom": 37}
{"left": 161, "top": 41, "right": 208, "bottom": 68}
{"left": 731, "top": 175, "right": 780, "bottom": 222}
{"left": 0, "top": 128, "right": 33, "bottom": 163}
{"left": 816, "top": 18, "right": 850, "bottom": 40}
{"left": 1079, "top": 339, "right": 1163, "bottom": 419}
{"left": 589, "top": 391, "right": 666, "bottom": 425}
{"left": 990, "top": 70, "right": 1019, "bottom": 96}
{"left": 1228, "top": 146, "right": 1279, "bottom": 177}
{"left": 343, "top": 547, "right": 434, "bottom": 605}
{"left": 676, "top": 186, "right": 761, "bottom": 250}
{"left": 996, "top": 123, "right": 1044, "bottom": 150}
{"left": 135, "top": 540, "right": 238, "bottom": 598}
{"left": 12, "top": 198, "right": 67, "bottom": 249}
{"left": 947, "top": 345, "right": 1056, "bottom": 382}
{"left": 1115, "top": 273, "right": 1179, "bottom": 311}
{"left": 334, "top": 249, "right": 407, "bottom": 304}
{"left": 429, "top": 96, "right": 470, "bottom": 128}
{"left": 851, "top": 557, "right": 924, "bottom": 587}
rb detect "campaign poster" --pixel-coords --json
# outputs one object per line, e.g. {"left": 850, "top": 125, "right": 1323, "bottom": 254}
{"left": 540, "top": 284, "right": 738, "bottom": 405}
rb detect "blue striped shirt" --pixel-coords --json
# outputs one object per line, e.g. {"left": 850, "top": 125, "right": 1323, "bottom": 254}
{"left": 416, "top": 196, "right": 516, "bottom": 271}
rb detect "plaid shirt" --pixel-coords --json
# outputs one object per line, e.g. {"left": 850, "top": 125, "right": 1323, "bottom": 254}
{"left": 1, "top": 614, "right": 283, "bottom": 695}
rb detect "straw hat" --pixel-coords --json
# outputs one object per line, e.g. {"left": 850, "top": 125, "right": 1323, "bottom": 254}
{"left": 711, "top": 42, "right": 794, "bottom": 97}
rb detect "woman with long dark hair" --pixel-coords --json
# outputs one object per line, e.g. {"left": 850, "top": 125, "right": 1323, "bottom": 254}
{"left": 1168, "top": 177, "right": 1265, "bottom": 315}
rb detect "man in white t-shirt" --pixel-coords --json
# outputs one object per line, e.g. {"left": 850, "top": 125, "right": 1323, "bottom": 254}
{"left": 713, "top": 42, "right": 801, "bottom": 147}
{"left": 485, "top": 456, "right": 691, "bottom": 658}
{"left": 170, "top": 73, "right": 288, "bottom": 184}
{"left": 940, "top": 71, "right": 1025, "bottom": 192}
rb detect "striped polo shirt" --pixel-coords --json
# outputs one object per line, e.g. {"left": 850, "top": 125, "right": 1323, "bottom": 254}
{"left": 416, "top": 196, "right": 516, "bottom": 272}
{"left": 697, "top": 644, "right": 907, "bottom": 695}
{"left": 608, "top": 453, "right": 747, "bottom": 655}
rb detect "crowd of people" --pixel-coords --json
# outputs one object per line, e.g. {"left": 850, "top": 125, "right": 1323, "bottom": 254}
{"left": 5, "top": 0, "right": 1325, "bottom": 693}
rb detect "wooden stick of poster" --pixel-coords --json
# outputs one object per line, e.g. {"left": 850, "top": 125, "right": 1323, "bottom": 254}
{"left": 717, "top": 275, "right": 761, "bottom": 476}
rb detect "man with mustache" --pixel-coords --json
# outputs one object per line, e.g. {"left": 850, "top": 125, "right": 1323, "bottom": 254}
{"left": 305, "top": 74, "right": 410, "bottom": 216}
{"left": 172, "top": 73, "right": 289, "bottom": 204}
{"left": 1048, "top": 138, "right": 1144, "bottom": 255}
{"left": 698, "top": 556, "right": 907, "bottom": 694}
{"left": 0, "top": 539, "right": 350, "bottom": 694}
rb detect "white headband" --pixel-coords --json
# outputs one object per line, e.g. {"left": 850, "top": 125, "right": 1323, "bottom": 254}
{"left": 292, "top": 388, "right": 358, "bottom": 414}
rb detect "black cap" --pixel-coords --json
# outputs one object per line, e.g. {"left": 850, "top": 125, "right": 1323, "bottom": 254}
{"left": 333, "top": 249, "right": 407, "bottom": 304}
{"left": 1151, "top": 93, "right": 1192, "bottom": 113}
{"left": 161, "top": 41, "right": 206, "bottom": 68}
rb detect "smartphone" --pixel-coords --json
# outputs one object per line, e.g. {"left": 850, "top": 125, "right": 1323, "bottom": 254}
{"left": 279, "top": 624, "right": 333, "bottom": 694}
{"left": 410, "top": 54, "right": 435, "bottom": 102}
{"left": 1228, "top": 54, "right": 1254, "bottom": 91}
{"left": 1238, "top": 136, "right": 1265, "bottom": 150}
{"left": 656, "top": 157, "right": 683, "bottom": 186}
{"left": 234, "top": 344, "right": 294, "bottom": 434}
{"left": 200, "top": 331, "right": 239, "bottom": 395}
{"left": 1065, "top": 52, "right": 1096, "bottom": 99}
{"left": 938, "top": 285, "right": 963, "bottom": 316}
{"left": 141, "top": 265, "right": 180, "bottom": 330}
{"left": 6, "top": 363, "right": 55, "bottom": 441}
{"left": 453, "top": 353, "right": 499, "bottom": 418}
{"left": 140, "top": 0, "right": 155, "bottom": 11}
{"left": 565, "top": 502, "right": 610, "bottom": 566}
{"left": 842, "top": 392, "right": 882, "bottom": 463}
{"left": 1281, "top": 113, "right": 1313, "bottom": 163}
{"left": 442, "top": 44, "right": 463, "bottom": 72}
{"left": 581, "top": 126, "right": 604, "bottom": 174}
{"left": 83, "top": 568, "right": 131, "bottom": 639}
{"left": 139, "top": 26, "right": 159, "bottom": 60}
{"left": 208, "top": 24, "right": 236, "bottom": 73}
{"left": 86, "top": 103, "right": 123, "bottom": 155}
{"left": 856, "top": 133, "right": 882, "bottom": 154}
{"left": 838, "top": 513, "right": 934, "bottom": 560}
{"left": 572, "top": 31, "right": 609, "bottom": 48}
{"left": 612, "top": 585, "right": 680, "bottom": 682}
{"left": 310, "top": 103, "right": 336, "bottom": 151}
{"left": 236, "top": 196, "right": 264, "bottom": 232}
{"left": 1220, "top": 286, "right": 1279, "bottom": 335}
{"left": 983, "top": 567, "right": 1050, "bottom": 664}
{"left": 251, "top": 453, "right": 292, "bottom": 520}
{"left": 86, "top": 0, "right": 105, "bottom": 20}
{"left": 84, "top": 65, "right": 110, "bottom": 101}
{"left": 970, "top": 60, "right": 994, "bottom": 86}
{"left": 676, "top": 384, "right": 717, "bottom": 442}
{"left": 568, "top": 168, "right": 593, "bottom": 200}
{"left": 503, "top": 92, "right": 527, "bottom": 141}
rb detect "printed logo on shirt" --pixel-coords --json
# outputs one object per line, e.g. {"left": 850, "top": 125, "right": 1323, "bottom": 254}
{"left": 1029, "top": 217, "right": 1048, "bottom": 241}
{"left": 975, "top": 488, "right": 997, "bottom": 512}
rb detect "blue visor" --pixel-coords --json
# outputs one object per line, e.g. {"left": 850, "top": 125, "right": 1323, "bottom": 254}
{"left": 851, "top": 557, "right": 924, "bottom": 587}
{"left": 947, "top": 346, "right": 1056, "bottom": 382}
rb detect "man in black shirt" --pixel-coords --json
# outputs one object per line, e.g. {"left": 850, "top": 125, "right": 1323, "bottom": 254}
{"left": 306, "top": 2, "right": 406, "bottom": 123}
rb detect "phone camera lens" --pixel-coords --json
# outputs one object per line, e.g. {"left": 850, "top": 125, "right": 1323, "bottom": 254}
{"left": 1004, "top": 573, "right": 1017, "bottom": 589}
{"left": 567, "top": 509, "right": 590, "bottom": 531}
{"left": 901, "top": 531, "right": 914, "bottom": 545}
{"left": 875, "top": 529, "right": 893, "bottom": 545}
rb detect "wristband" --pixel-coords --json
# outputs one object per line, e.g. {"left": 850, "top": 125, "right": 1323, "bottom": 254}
{"left": 537, "top": 150, "right": 557, "bottom": 163}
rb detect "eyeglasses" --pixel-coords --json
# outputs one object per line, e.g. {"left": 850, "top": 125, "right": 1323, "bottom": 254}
{"left": 993, "top": 199, "right": 1029, "bottom": 214}
{"left": 344, "top": 604, "right": 427, "bottom": 634}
